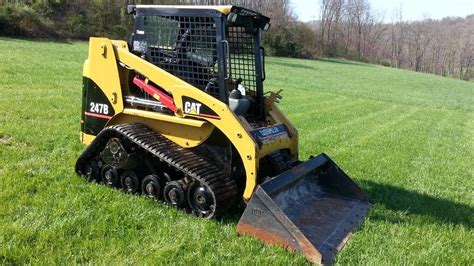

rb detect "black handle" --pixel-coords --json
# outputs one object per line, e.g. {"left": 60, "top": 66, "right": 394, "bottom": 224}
{"left": 223, "top": 40, "right": 230, "bottom": 79}
{"left": 260, "top": 46, "right": 266, "bottom": 81}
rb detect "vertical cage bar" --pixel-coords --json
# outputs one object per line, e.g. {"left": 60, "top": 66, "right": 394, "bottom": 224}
{"left": 253, "top": 29, "right": 264, "bottom": 113}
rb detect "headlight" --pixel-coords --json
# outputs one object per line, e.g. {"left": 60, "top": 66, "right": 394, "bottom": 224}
{"left": 263, "top": 23, "right": 271, "bottom": 31}
{"left": 228, "top": 12, "right": 238, "bottom": 23}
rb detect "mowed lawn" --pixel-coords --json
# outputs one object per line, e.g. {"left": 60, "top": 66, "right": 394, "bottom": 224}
{"left": 0, "top": 37, "right": 473, "bottom": 264}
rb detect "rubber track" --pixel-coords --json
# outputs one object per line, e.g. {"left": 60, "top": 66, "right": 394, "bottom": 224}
{"left": 75, "top": 123, "right": 237, "bottom": 216}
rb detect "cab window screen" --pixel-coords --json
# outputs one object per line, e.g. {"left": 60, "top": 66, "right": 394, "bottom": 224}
{"left": 142, "top": 15, "right": 220, "bottom": 98}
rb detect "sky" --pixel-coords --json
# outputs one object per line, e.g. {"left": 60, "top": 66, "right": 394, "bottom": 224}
{"left": 292, "top": 0, "right": 474, "bottom": 22}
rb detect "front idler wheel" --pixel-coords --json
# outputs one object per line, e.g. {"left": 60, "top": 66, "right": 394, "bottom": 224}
{"left": 163, "top": 181, "right": 185, "bottom": 208}
{"left": 120, "top": 170, "right": 140, "bottom": 194}
{"left": 187, "top": 180, "right": 216, "bottom": 218}
{"left": 101, "top": 164, "right": 120, "bottom": 187}
{"left": 83, "top": 159, "right": 100, "bottom": 182}
{"left": 141, "top": 174, "right": 163, "bottom": 201}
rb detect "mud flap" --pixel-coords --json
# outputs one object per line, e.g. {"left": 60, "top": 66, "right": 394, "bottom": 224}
{"left": 236, "top": 153, "right": 371, "bottom": 265}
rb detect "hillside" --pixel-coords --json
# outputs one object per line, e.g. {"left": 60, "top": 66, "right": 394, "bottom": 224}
{"left": 0, "top": 38, "right": 473, "bottom": 264}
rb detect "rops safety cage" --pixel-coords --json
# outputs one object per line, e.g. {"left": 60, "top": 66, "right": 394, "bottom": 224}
{"left": 128, "top": 5, "right": 270, "bottom": 108}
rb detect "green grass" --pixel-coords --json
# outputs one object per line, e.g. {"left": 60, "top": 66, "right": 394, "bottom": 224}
{"left": 1, "top": 37, "right": 473, "bottom": 264}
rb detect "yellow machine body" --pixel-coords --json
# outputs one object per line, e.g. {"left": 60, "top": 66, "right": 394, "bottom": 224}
{"left": 82, "top": 38, "right": 297, "bottom": 200}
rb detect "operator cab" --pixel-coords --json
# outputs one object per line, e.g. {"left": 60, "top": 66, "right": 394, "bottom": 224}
{"left": 127, "top": 5, "right": 270, "bottom": 119}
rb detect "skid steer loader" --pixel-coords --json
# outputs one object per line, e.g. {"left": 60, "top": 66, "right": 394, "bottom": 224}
{"left": 75, "top": 5, "right": 371, "bottom": 264}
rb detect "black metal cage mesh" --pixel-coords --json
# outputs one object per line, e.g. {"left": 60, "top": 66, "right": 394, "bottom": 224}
{"left": 143, "top": 15, "right": 220, "bottom": 97}
{"left": 227, "top": 26, "right": 257, "bottom": 94}
{"left": 138, "top": 14, "right": 260, "bottom": 101}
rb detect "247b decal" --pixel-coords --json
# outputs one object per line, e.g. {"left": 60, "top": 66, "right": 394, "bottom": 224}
{"left": 89, "top": 102, "right": 109, "bottom": 115}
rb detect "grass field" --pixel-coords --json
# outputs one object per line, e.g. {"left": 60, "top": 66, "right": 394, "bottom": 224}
{"left": 0, "top": 37, "right": 473, "bottom": 264}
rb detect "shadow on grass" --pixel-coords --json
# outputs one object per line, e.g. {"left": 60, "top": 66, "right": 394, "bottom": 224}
{"left": 217, "top": 212, "right": 242, "bottom": 225}
{"left": 269, "top": 58, "right": 318, "bottom": 71}
{"left": 316, "top": 58, "right": 374, "bottom": 67}
{"left": 362, "top": 180, "right": 473, "bottom": 228}
{"left": 218, "top": 180, "right": 473, "bottom": 229}
{"left": 268, "top": 57, "right": 374, "bottom": 71}
{"left": 0, "top": 36, "right": 75, "bottom": 44}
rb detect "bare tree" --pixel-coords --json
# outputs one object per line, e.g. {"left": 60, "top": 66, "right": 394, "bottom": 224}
{"left": 319, "top": 0, "right": 345, "bottom": 56}
{"left": 390, "top": 5, "right": 405, "bottom": 68}
{"left": 458, "top": 28, "right": 474, "bottom": 80}
{"left": 346, "top": 0, "right": 370, "bottom": 60}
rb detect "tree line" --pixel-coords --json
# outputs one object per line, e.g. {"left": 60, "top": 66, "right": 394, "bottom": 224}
{"left": 0, "top": 0, "right": 472, "bottom": 81}
{"left": 316, "top": 0, "right": 474, "bottom": 81}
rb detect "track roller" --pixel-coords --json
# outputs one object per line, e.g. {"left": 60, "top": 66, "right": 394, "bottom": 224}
{"left": 120, "top": 170, "right": 140, "bottom": 194}
{"left": 101, "top": 164, "right": 120, "bottom": 187}
{"left": 142, "top": 174, "right": 163, "bottom": 200}
{"left": 82, "top": 159, "right": 100, "bottom": 182}
{"left": 163, "top": 181, "right": 186, "bottom": 208}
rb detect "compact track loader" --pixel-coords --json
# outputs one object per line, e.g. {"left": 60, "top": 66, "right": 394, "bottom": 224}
{"left": 76, "top": 5, "right": 371, "bottom": 264}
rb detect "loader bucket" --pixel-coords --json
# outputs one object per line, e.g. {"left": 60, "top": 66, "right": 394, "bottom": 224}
{"left": 237, "top": 153, "right": 371, "bottom": 265}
